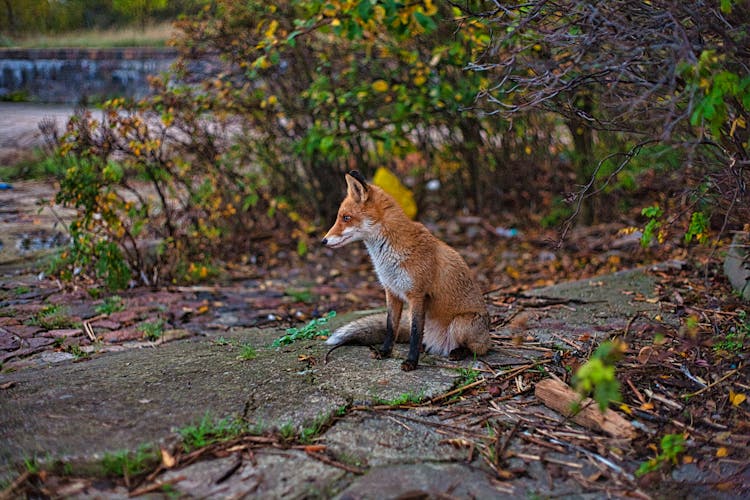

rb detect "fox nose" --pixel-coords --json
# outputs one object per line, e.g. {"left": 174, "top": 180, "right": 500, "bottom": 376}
{"left": 321, "top": 238, "right": 328, "bottom": 246}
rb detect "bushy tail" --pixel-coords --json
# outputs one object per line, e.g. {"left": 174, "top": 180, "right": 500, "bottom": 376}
{"left": 325, "top": 313, "right": 408, "bottom": 346}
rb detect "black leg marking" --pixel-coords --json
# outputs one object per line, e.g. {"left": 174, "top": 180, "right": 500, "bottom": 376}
{"left": 401, "top": 311, "right": 424, "bottom": 371}
{"left": 380, "top": 309, "right": 395, "bottom": 358}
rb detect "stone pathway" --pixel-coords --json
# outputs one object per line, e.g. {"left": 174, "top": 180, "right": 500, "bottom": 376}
{"left": 6, "top": 266, "right": 731, "bottom": 499}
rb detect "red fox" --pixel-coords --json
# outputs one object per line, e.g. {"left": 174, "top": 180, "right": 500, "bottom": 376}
{"left": 322, "top": 170, "right": 490, "bottom": 371}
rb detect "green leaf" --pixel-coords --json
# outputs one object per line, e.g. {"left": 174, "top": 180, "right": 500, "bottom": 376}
{"left": 414, "top": 11, "right": 437, "bottom": 33}
{"left": 357, "top": 0, "right": 373, "bottom": 21}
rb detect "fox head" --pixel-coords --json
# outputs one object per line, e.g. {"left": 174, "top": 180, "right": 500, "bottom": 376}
{"left": 322, "top": 170, "right": 381, "bottom": 248}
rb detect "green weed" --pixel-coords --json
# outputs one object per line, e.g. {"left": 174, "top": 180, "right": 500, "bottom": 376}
{"left": 0, "top": 307, "right": 17, "bottom": 317}
{"left": 13, "top": 286, "right": 31, "bottom": 295}
{"left": 456, "top": 367, "right": 481, "bottom": 386}
{"left": 284, "top": 287, "right": 314, "bottom": 303}
{"left": 299, "top": 414, "right": 330, "bottom": 444}
{"left": 572, "top": 339, "right": 626, "bottom": 411}
{"left": 178, "top": 414, "right": 245, "bottom": 452}
{"left": 374, "top": 391, "right": 424, "bottom": 406}
{"left": 140, "top": 319, "right": 164, "bottom": 341}
{"left": 101, "top": 445, "right": 158, "bottom": 478}
{"left": 272, "top": 311, "right": 336, "bottom": 347}
{"left": 25, "top": 304, "right": 77, "bottom": 329}
{"left": 23, "top": 457, "right": 39, "bottom": 474}
{"left": 66, "top": 344, "right": 89, "bottom": 360}
{"left": 238, "top": 343, "right": 258, "bottom": 361}
{"left": 714, "top": 310, "right": 747, "bottom": 353}
{"left": 279, "top": 422, "right": 297, "bottom": 441}
{"left": 95, "top": 295, "right": 124, "bottom": 315}
{"left": 636, "top": 433, "right": 686, "bottom": 477}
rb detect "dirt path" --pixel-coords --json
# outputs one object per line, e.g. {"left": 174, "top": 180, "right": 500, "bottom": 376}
{"left": 0, "top": 102, "right": 74, "bottom": 165}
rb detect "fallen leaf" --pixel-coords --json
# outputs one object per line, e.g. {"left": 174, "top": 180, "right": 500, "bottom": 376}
{"left": 0, "top": 381, "right": 16, "bottom": 390}
{"left": 729, "top": 390, "right": 746, "bottom": 407}
{"left": 641, "top": 402, "right": 655, "bottom": 411}
{"left": 619, "top": 403, "right": 632, "bottom": 415}
{"left": 161, "top": 448, "right": 176, "bottom": 468}
{"left": 304, "top": 445, "right": 327, "bottom": 453}
{"left": 716, "top": 447, "right": 729, "bottom": 458}
{"left": 637, "top": 346, "right": 655, "bottom": 364}
{"left": 197, "top": 305, "right": 210, "bottom": 314}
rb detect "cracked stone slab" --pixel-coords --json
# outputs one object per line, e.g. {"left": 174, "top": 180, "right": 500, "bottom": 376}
{"left": 160, "top": 450, "right": 346, "bottom": 499}
{"left": 334, "top": 462, "right": 510, "bottom": 499}
{"left": 492, "top": 266, "right": 675, "bottom": 350}
{"left": 0, "top": 320, "right": 461, "bottom": 480}
{"left": 322, "top": 411, "right": 467, "bottom": 468}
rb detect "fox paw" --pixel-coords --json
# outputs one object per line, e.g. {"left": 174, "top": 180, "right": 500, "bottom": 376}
{"left": 400, "top": 359, "right": 418, "bottom": 371}
{"left": 368, "top": 347, "right": 391, "bottom": 359}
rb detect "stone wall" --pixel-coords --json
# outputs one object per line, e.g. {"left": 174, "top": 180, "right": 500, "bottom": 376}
{"left": 0, "top": 48, "right": 177, "bottom": 104}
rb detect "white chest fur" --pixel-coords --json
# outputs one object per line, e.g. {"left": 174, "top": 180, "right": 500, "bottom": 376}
{"left": 364, "top": 232, "right": 413, "bottom": 301}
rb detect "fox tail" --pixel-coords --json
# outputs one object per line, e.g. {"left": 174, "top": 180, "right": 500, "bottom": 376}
{"left": 325, "top": 313, "right": 408, "bottom": 346}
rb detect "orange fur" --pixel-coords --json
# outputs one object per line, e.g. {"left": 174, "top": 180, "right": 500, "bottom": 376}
{"left": 322, "top": 171, "right": 490, "bottom": 370}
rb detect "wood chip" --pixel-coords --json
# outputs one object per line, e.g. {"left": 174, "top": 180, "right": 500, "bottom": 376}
{"left": 534, "top": 378, "right": 636, "bottom": 440}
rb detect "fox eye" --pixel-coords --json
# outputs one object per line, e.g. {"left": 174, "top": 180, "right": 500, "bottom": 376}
{"left": 342, "top": 215, "right": 352, "bottom": 222}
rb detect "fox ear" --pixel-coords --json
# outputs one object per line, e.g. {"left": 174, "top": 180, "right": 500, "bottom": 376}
{"left": 345, "top": 170, "right": 369, "bottom": 203}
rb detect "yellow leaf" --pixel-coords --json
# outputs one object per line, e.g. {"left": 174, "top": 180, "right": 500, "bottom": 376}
{"left": 372, "top": 79, "right": 389, "bottom": 92}
{"left": 505, "top": 266, "right": 521, "bottom": 280}
{"left": 160, "top": 448, "right": 176, "bottom": 468}
{"left": 373, "top": 167, "right": 417, "bottom": 219}
{"left": 197, "top": 305, "right": 209, "bottom": 314}
{"left": 641, "top": 402, "right": 654, "bottom": 411}
{"left": 716, "top": 446, "right": 729, "bottom": 458}
{"left": 619, "top": 403, "right": 632, "bottom": 415}
{"left": 729, "top": 389, "right": 746, "bottom": 407}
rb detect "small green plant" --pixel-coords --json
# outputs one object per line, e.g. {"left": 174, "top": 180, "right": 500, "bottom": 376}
{"left": 178, "top": 414, "right": 245, "bottom": 452}
{"left": 102, "top": 445, "right": 158, "bottom": 478}
{"left": 140, "top": 319, "right": 164, "bottom": 341}
{"left": 334, "top": 405, "right": 348, "bottom": 417}
{"left": 684, "top": 211, "right": 710, "bottom": 245}
{"left": 572, "top": 339, "right": 626, "bottom": 411}
{"left": 636, "top": 433, "right": 686, "bottom": 477}
{"left": 23, "top": 457, "right": 39, "bottom": 474}
{"left": 456, "top": 367, "right": 481, "bottom": 386}
{"left": 640, "top": 204, "right": 663, "bottom": 247}
{"left": 13, "top": 286, "right": 31, "bottom": 296}
{"left": 25, "top": 304, "right": 77, "bottom": 329}
{"left": 0, "top": 90, "right": 29, "bottom": 102}
{"left": 284, "top": 288, "right": 314, "bottom": 303}
{"left": 374, "top": 391, "right": 424, "bottom": 406}
{"left": 0, "top": 307, "right": 17, "bottom": 317}
{"left": 238, "top": 343, "right": 258, "bottom": 361}
{"left": 279, "top": 422, "right": 297, "bottom": 441}
{"left": 213, "top": 336, "right": 231, "bottom": 346}
{"left": 714, "top": 310, "right": 747, "bottom": 353}
{"left": 95, "top": 295, "right": 124, "bottom": 315}
{"left": 299, "top": 414, "right": 330, "bottom": 444}
{"left": 272, "top": 311, "right": 336, "bottom": 347}
{"left": 66, "top": 344, "right": 89, "bottom": 360}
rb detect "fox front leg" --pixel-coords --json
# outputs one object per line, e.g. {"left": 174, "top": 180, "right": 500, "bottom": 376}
{"left": 401, "top": 295, "right": 426, "bottom": 371}
{"left": 380, "top": 289, "right": 403, "bottom": 359}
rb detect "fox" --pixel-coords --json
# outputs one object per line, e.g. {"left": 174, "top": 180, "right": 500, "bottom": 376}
{"left": 321, "top": 170, "right": 491, "bottom": 371}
